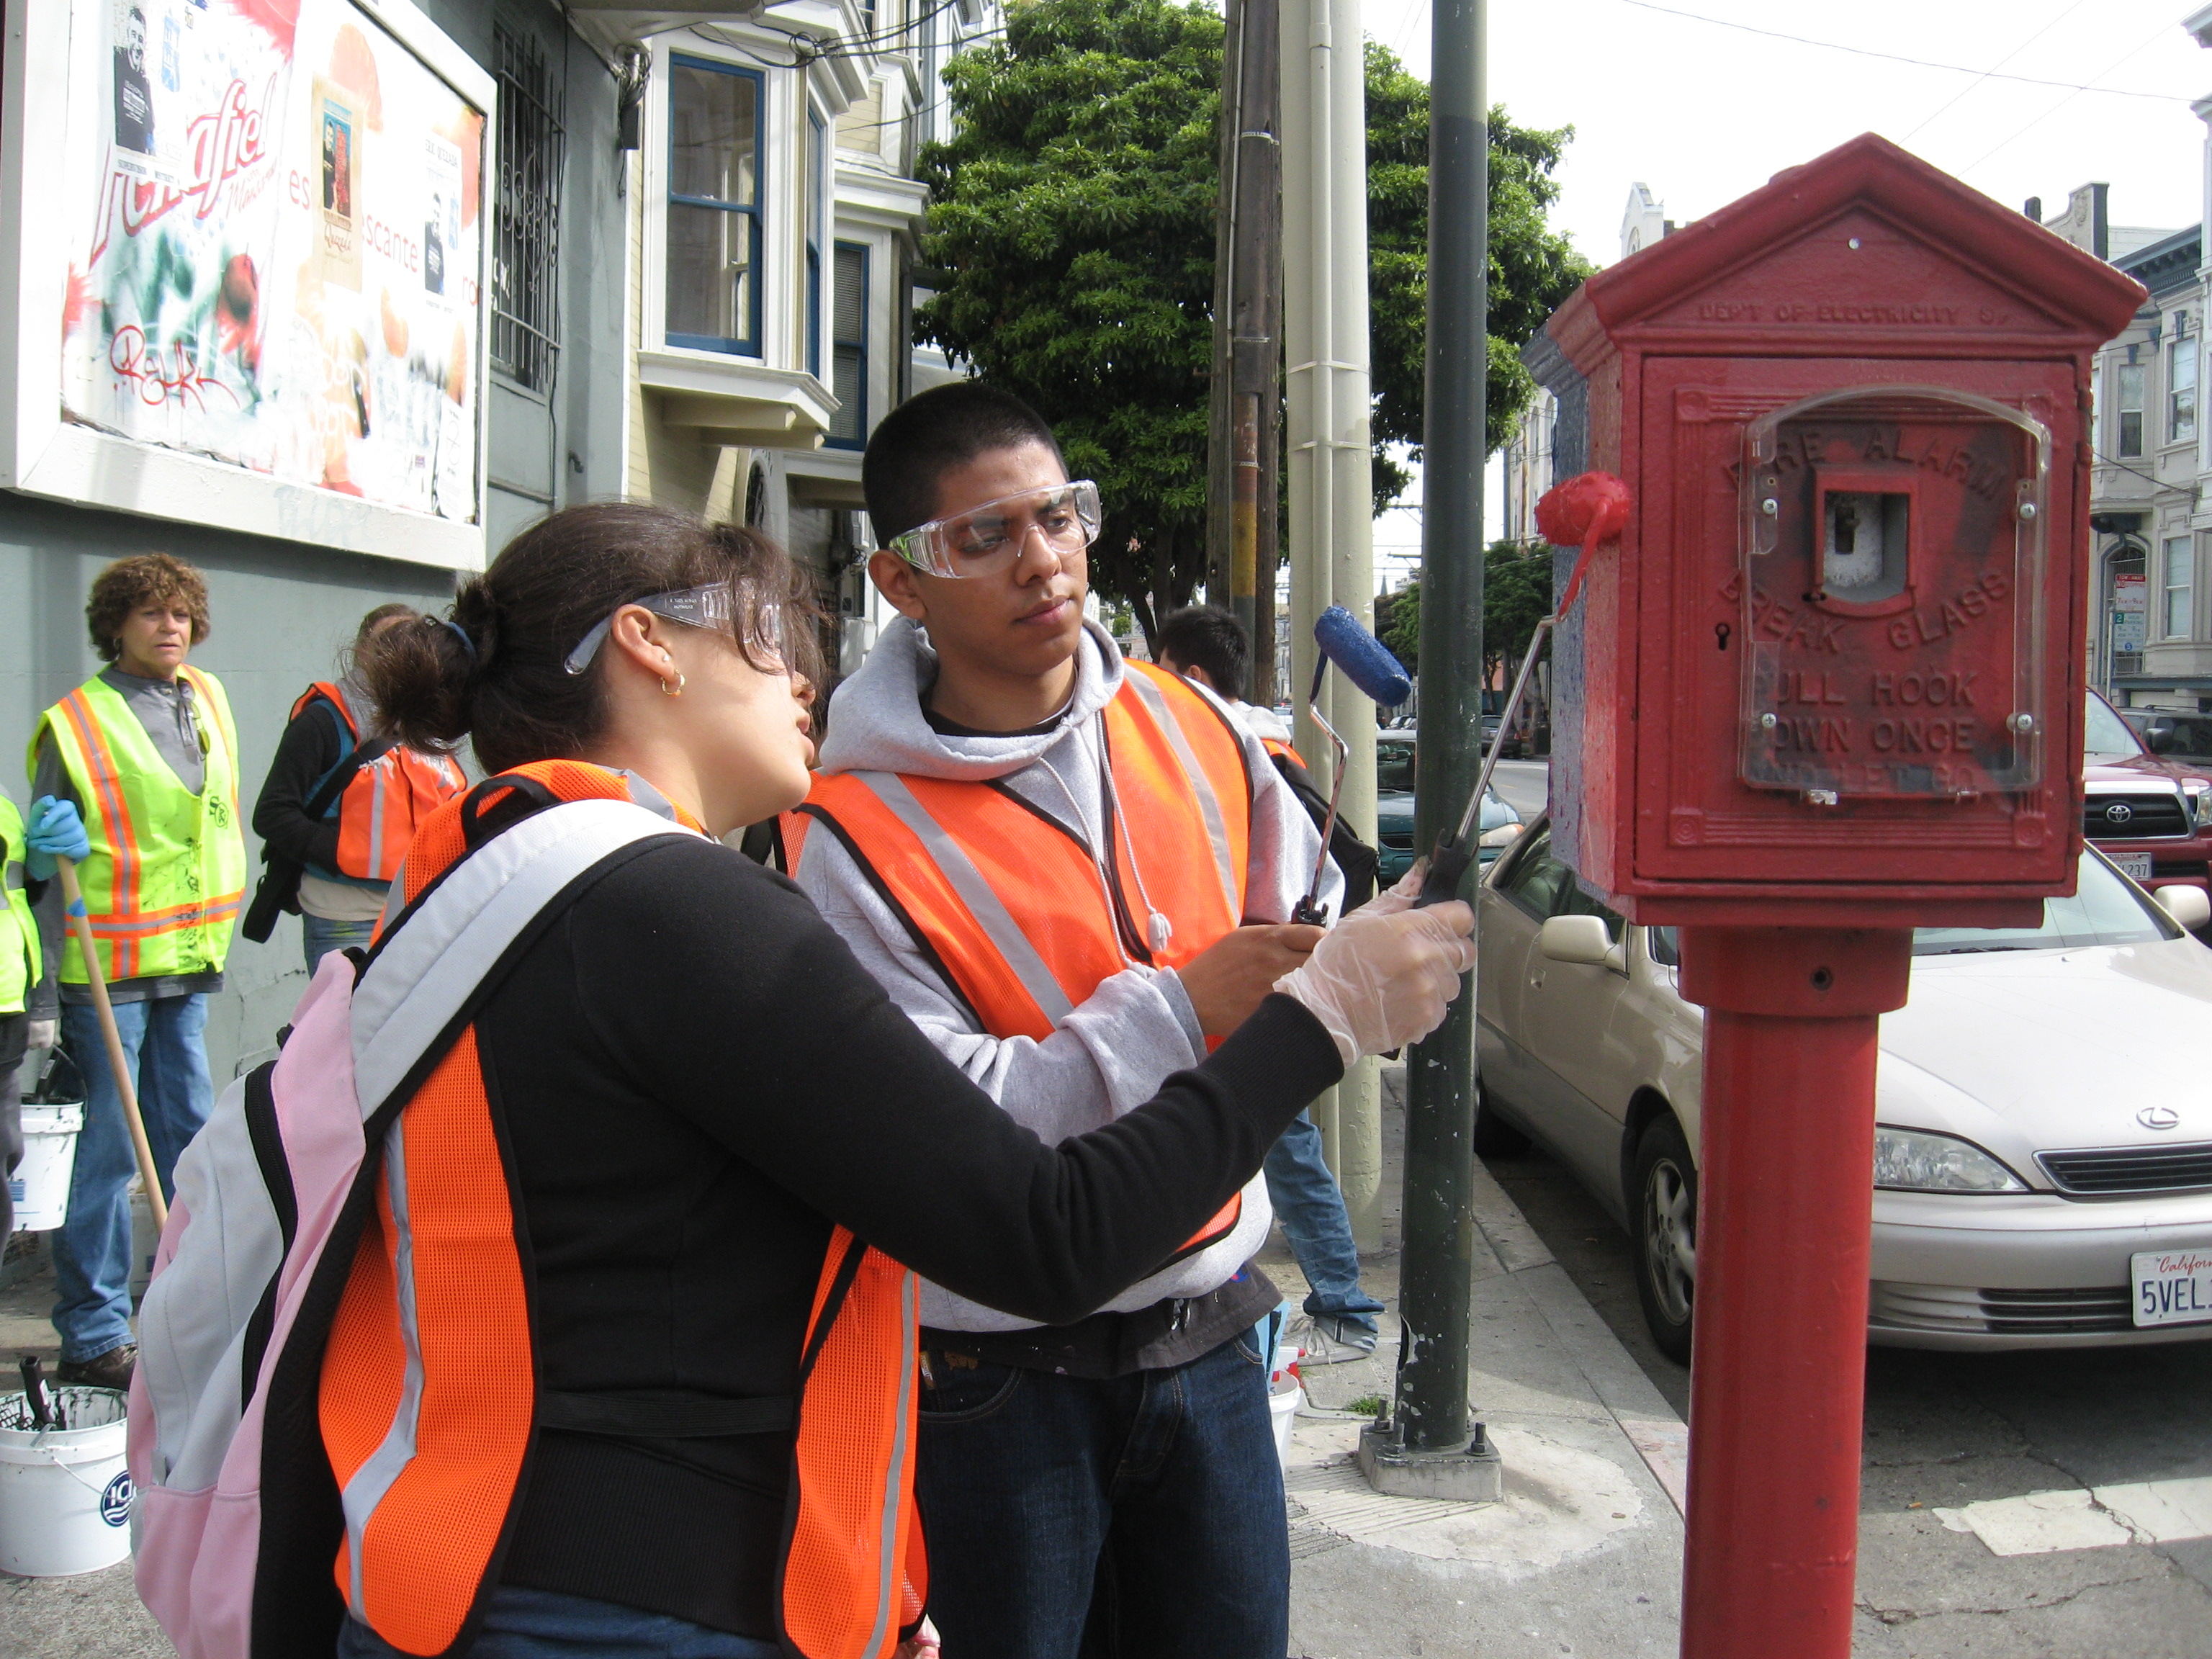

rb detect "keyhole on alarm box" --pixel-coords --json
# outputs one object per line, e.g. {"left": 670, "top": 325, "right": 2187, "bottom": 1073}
{"left": 1714, "top": 621, "right": 1732, "bottom": 651}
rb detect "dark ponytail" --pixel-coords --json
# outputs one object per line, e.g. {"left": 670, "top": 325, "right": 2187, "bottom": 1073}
{"left": 360, "top": 503, "right": 822, "bottom": 775}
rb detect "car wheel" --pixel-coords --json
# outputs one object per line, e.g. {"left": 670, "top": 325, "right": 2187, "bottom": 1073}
{"left": 1632, "top": 1117, "right": 1697, "bottom": 1364}
{"left": 1472, "top": 1082, "right": 1531, "bottom": 1158}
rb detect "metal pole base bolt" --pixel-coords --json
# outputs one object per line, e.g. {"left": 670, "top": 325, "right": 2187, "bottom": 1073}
{"left": 1356, "top": 1416, "right": 1504, "bottom": 1503}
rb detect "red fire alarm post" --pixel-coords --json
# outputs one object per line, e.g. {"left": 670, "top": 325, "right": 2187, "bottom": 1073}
{"left": 1526, "top": 135, "right": 2144, "bottom": 1657}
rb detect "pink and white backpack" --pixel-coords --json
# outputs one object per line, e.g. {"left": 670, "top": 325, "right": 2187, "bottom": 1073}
{"left": 127, "top": 793, "right": 685, "bottom": 1658}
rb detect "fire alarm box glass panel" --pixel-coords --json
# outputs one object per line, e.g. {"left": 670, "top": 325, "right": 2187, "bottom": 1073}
{"left": 1737, "top": 387, "right": 2049, "bottom": 800}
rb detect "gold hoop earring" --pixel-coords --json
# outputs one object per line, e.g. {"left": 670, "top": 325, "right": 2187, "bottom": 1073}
{"left": 660, "top": 672, "right": 685, "bottom": 697}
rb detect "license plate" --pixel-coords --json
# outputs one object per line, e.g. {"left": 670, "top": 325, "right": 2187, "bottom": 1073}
{"left": 2131, "top": 1249, "right": 2212, "bottom": 1328}
{"left": 2117, "top": 853, "right": 2154, "bottom": 883}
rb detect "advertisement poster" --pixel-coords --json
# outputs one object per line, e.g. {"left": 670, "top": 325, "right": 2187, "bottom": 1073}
{"left": 2113, "top": 570, "right": 2148, "bottom": 657}
{"left": 60, "top": 0, "right": 486, "bottom": 523}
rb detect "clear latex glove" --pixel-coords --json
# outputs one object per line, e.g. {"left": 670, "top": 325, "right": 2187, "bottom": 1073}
{"left": 25, "top": 1017, "right": 57, "bottom": 1053}
{"left": 24, "top": 795, "right": 89, "bottom": 880}
{"left": 1273, "top": 900, "right": 1475, "bottom": 1066}
{"left": 1354, "top": 860, "right": 1426, "bottom": 920}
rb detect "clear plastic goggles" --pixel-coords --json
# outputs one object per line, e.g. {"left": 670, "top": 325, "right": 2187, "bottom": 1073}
{"left": 564, "top": 583, "right": 785, "bottom": 675}
{"left": 887, "top": 480, "right": 1102, "bottom": 578}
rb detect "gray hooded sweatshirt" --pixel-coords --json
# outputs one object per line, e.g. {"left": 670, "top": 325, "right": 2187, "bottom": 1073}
{"left": 798, "top": 616, "right": 1341, "bottom": 1334}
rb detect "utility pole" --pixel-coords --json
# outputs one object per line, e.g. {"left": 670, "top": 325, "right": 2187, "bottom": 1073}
{"left": 1359, "top": 0, "right": 1498, "bottom": 1500}
{"left": 1280, "top": 0, "right": 1381, "bottom": 1241}
{"left": 1208, "top": 0, "right": 1283, "bottom": 699}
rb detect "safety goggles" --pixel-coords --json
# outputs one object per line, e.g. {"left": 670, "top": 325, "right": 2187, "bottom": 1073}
{"left": 564, "top": 583, "right": 786, "bottom": 675}
{"left": 887, "top": 480, "right": 1102, "bottom": 578}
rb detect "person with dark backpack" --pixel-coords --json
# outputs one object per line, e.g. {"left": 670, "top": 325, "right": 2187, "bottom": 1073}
{"left": 246, "top": 605, "right": 466, "bottom": 968}
{"left": 1158, "top": 604, "right": 1390, "bottom": 1364}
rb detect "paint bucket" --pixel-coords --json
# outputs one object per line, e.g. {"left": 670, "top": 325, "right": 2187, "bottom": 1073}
{"left": 12, "top": 1046, "right": 86, "bottom": 1234}
{"left": 1269, "top": 1342, "right": 1304, "bottom": 1466}
{"left": 10, "top": 1105, "right": 83, "bottom": 1233}
{"left": 1269, "top": 1372, "right": 1304, "bottom": 1466}
{"left": 0, "top": 1385, "right": 133, "bottom": 1575}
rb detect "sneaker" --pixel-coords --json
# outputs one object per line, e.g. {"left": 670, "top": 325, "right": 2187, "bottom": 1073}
{"left": 1285, "top": 1315, "right": 1377, "bottom": 1367}
{"left": 57, "top": 1344, "right": 136, "bottom": 1391}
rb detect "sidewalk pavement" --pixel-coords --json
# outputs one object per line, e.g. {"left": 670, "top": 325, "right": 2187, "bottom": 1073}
{"left": 1, "top": 1068, "right": 1689, "bottom": 1659}
{"left": 1260, "top": 1064, "right": 1686, "bottom": 1659}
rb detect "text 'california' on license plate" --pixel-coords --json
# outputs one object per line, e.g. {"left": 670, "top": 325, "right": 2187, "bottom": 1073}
{"left": 2117, "top": 853, "right": 2154, "bottom": 883}
{"left": 2132, "top": 1249, "right": 2212, "bottom": 1328}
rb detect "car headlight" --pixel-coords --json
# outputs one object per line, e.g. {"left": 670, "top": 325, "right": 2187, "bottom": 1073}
{"left": 2188, "top": 787, "right": 2212, "bottom": 830}
{"left": 1873, "top": 1127, "right": 2028, "bottom": 1193}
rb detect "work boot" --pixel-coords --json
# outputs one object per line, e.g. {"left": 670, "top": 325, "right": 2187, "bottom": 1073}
{"left": 57, "top": 1344, "right": 137, "bottom": 1390}
{"left": 1285, "top": 1314, "right": 1377, "bottom": 1366}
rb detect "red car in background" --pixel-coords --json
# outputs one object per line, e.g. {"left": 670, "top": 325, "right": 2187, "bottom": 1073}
{"left": 2087, "top": 691, "right": 2212, "bottom": 912}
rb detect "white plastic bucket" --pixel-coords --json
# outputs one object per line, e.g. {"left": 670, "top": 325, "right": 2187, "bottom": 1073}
{"left": 9, "top": 1103, "right": 83, "bottom": 1233}
{"left": 0, "top": 1385, "right": 133, "bottom": 1575}
{"left": 1269, "top": 1375, "right": 1304, "bottom": 1466}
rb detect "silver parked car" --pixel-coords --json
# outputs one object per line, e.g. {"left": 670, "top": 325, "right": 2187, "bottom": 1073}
{"left": 1475, "top": 818, "right": 2212, "bottom": 1359}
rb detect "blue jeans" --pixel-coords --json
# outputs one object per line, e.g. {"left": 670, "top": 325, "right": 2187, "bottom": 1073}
{"left": 1264, "top": 1112, "right": 1384, "bottom": 1339}
{"left": 915, "top": 1333, "right": 1287, "bottom": 1659}
{"left": 302, "top": 912, "right": 378, "bottom": 974}
{"left": 52, "top": 993, "right": 212, "bottom": 1362}
{"left": 337, "top": 1586, "right": 783, "bottom": 1658}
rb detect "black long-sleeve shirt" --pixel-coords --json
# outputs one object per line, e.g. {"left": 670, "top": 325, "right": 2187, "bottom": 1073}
{"left": 467, "top": 835, "right": 1341, "bottom": 1635}
{"left": 250, "top": 696, "right": 348, "bottom": 875}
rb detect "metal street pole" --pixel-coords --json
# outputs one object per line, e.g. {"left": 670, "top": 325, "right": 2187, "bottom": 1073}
{"left": 1359, "top": 0, "right": 1497, "bottom": 1498}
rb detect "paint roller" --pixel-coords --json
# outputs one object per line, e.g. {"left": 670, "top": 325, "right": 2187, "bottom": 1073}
{"left": 1292, "top": 606, "right": 1413, "bottom": 925}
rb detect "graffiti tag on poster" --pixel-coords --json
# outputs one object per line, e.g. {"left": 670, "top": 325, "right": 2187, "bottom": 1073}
{"left": 60, "top": 0, "right": 485, "bottom": 523}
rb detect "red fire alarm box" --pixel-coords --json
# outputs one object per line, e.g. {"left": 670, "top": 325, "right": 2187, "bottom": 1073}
{"left": 1530, "top": 134, "right": 2145, "bottom": 927}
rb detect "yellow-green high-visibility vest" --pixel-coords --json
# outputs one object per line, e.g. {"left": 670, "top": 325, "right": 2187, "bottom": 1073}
{"left": 0, "top": 793, "right": 39, "bottom": 1015}
{"left": 30, "top": 666, "right": 246, "bottom": 984}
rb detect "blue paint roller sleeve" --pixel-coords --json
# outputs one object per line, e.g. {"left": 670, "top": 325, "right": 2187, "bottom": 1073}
{"left": 1313, "top": 606, "right": 1411, "bottom": 709}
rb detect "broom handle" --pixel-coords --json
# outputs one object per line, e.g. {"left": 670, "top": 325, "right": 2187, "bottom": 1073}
{"left": 55, "top": 858, "right": 167, "bottom": 1233}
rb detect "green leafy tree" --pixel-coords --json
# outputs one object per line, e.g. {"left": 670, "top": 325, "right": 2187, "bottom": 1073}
{"left": 915, "top": 5, "right": 1591, "bottom": 646}
{"left": 915, "top": 0, "right": 1222, "bottom": 652}
{"left": 1367, "top": 42, "right": 1591, "bottom": 507}
{"left": 1373, "top": 541, "right": 1553, "bottom": 682}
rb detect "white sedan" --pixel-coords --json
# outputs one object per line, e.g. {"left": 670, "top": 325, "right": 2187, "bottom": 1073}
{"left": 1475, "top": 819, "right": 2212, "bottom": 1358}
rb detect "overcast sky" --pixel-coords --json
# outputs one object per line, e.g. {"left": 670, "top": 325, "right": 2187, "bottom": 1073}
{"left": 1345, "top": 0, "right": 2212, "bottom": 577}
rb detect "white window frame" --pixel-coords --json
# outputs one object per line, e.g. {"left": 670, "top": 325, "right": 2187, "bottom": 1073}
{"left": 0, "top": 0, "right": 495, "bottom": 570}
{"left": 2116, "top": 357, "right": 2145, "bottom": 459}
{"left": 2170, "top": 325, "right": 2198, "bottom": 446}
{"left": 642, "top": 30, "right": 807, "bottom": 374}
{"left": 2163, "top": 534, "right": 2193, "bottom": 641}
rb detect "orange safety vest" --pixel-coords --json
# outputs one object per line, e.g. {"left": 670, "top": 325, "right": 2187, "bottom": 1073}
{"left": 786, "top": 662, "right": 1256, "bottom": 1259}
{"left": 320, "top": 760, "right": 926, "bottom": 1659}
{"left": 291, "top": 682, "right": 467, "bottom": 885}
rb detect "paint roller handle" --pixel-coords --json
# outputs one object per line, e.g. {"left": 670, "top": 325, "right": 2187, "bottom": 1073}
{"left": 55, "top": 858, "right": 168, "bottom": 1235}
{"left": 1413, "top": 834, "right": 1475, "bottom": 911}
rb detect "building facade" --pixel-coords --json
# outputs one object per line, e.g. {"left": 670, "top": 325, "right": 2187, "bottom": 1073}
{"left": 593, "top": 0, "right": 993, "bottom": 685}
{"left": 0, "top": 0, "right": 631, "bottom": 1079}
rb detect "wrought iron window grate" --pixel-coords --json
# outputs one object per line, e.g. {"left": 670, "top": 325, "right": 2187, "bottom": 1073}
{"left": 493, "top": 26, "right": 565, "bottom": 392}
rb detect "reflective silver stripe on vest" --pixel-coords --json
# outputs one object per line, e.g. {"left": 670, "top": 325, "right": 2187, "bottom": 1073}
{"left": 340, "top": 1115, "right": 426, "bottom": 1616}
{"left": 364, "top": 756, "right": 389, "bottom": 881}
{"left": 352, "top": 799, "right": 698, "bottom": 1118}
{"left": 864, "top": 1267, "right": 921, "bottom": 1655}
{"left": 851, "top": 771, "right": 1075, "bottom": 1027}
{"left": 1121, "top": 673, "right": 1242, "bottom": 922}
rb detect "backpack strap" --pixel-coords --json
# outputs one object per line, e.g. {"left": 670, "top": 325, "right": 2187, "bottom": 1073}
{"left": 350, "top": 797, "right": 698, "bottom": 1120}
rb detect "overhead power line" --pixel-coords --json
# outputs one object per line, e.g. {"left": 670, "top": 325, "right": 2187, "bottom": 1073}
{"left": 1899, "top": 0, "right": 2092, "bottom": 142}
{"left": 1613, "top": 0, "right": 2190, "bottom": 102}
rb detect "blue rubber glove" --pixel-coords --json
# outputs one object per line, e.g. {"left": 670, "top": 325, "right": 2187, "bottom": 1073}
{"left": 24, "top": 795, "right": 90, "bottom": 880}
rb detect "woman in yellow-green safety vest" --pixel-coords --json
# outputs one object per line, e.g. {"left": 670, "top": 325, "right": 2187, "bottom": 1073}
{"left": 26, "top": 553, "right": 245, "bottom": 1391}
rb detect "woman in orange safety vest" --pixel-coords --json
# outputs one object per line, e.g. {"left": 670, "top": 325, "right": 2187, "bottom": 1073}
{"left": 250, "top": 605, "right": 466, "bottom": 971}
{"left": 307, "top": 503, "right": 1470, "bottom": 1659}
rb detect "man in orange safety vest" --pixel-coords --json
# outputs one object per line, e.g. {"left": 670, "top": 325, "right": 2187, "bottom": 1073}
{"left": 787, "top": 382, "right": 1342, "bottom": 1659}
